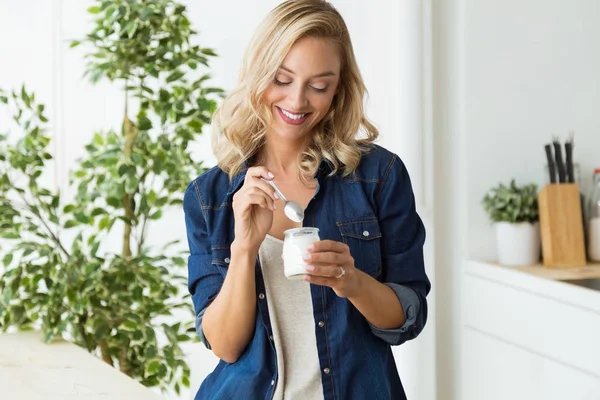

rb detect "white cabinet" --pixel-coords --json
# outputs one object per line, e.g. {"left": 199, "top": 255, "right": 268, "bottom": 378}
{"left": 462, "top": 261, "right": 600, "bottom": 400}
{"left": 463, "top": 329, "right": 599, "bottom": 400}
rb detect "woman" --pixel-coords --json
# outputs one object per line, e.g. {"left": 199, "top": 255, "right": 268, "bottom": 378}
{"left": 183, "top": 1, "right": 430, "bottom": 399}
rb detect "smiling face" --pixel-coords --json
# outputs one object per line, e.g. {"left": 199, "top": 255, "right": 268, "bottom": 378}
{"left": 263, "top": 36, "right": 341, "bottom": 142}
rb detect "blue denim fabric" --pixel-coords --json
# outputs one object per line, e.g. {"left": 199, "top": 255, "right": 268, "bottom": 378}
{"left": 183, "top": 144, "right": 430, "bottom": 400}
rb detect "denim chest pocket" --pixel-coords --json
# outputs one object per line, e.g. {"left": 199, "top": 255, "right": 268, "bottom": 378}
{"left": 337, "top": 218, "right": 382, "bottom": 278}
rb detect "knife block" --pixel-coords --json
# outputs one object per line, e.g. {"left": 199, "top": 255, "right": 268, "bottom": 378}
{"left": 538, "top": 183, "right": 586, "bottom": 268}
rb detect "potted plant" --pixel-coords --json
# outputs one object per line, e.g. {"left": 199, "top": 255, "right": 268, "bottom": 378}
{"left": 482, "top": 179, "right": 541, "bottom": 266}
{"left": 0, "top": 0, "right": 223, "bottom": 395}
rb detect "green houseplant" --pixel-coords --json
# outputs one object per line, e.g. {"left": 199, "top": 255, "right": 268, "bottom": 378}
{"left": 0, "top": 0, "right": 223, "bottom": 394}
{"left": 482, "top": 179, "right": 541, "bottom": 266}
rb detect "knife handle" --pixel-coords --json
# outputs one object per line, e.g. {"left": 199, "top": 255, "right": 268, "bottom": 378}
{"left": 545, "top": 144, "right": 557, "bottom": 183}
{"left": 553, "top": 141, "right": 566, "bottom": 183}
{"left": 565, "top": 142, "right": 575, "bottom": 183}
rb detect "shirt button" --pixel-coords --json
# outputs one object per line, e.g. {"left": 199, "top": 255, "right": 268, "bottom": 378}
{"left": 362, "top": 230, "right": 370, "bottom": 237}
{"left": 318, "top": 321, "right": 325, "bottom": 327}
{"left": 224, "top": 257, "right": 230, "bottom": 263}
{"left": 269, "top": 335, "right": 273, "bottom": 341}
{"left": 323, "top": 368, "right": 330, "bottom": 374}
{"left": 259, "top": 293, "right": 265, "bottom": 300}
{"left": 271, "top": 379, "right": 275, "bottom": 386}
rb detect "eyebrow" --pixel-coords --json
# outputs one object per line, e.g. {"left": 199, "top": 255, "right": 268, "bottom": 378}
{"left": 279, "top": 65, "right": 336, "bottom": 78}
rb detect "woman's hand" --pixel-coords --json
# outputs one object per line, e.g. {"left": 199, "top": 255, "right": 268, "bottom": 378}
{"left": 232, "top": 167, "right": 278, "bottom": 253}
{"left": 302, "top": 240, "right": 363, "bottom": 298}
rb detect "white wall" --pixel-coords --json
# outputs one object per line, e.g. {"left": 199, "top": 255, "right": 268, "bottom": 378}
{"left": 0, "top": 1, "right": 435, "bottom": 399}
{"left": 464, "top": 0, "right": 600, "bottom": 261}
{"left": 434, "top": 1, "right": 600, "bottom": 399}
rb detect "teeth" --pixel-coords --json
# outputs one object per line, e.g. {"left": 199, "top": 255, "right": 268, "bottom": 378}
{"left": 281, "top": 108, "right": 306, "bottom": 120}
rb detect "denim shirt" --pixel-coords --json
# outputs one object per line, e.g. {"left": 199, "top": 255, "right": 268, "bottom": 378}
{"left": 183, "top": 144, "right": 430, "bottom": 400}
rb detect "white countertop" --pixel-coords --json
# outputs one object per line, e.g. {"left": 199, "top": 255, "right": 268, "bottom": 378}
{"left": 0, "top": 331, "right": 165, "bottom": 400}
{"left": 465, "top": 259, "right": 600, "bottom": 313}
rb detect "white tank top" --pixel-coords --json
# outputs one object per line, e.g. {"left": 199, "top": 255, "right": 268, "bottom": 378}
{"left": 258, "top": 234, "right": 324, "bottom": 399}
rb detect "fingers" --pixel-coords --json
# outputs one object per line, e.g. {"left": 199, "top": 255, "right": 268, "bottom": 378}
{"left": 245, "top": 166, "right": 275, "bottom": 181}
{"left": 243, "top": 167, "right": 278, "bottom": 202}
{"left": 250, "top": 178, "right": 279, "bottom": 203}
{"left": 304, "top": 264, "right": 343, "bottom": 278}
{"left": 303, "top": 274, "right": 336, "bottom": 286}
{"left": 233, "top": 166, "right": 279, "bottom": 212}
{"left": 308, "top": 240, "right": 349, "bottom": 254}
{"left": 243, "top": 188, "right": 276, "bottom": 211}
{"left": 303, "top": 251, "right": 342, "bottom": 266}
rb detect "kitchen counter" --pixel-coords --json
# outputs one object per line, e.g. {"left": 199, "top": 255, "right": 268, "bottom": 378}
{"left": 465, "top": 260, "right": 600, "bottom": 307}
{"left": 462, "top": 260, "right": 600, "bottom": 400}
{"left": 0, "top": 331, "right": 164, "bottom": 400}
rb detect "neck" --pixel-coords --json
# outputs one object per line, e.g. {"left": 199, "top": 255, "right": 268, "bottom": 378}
{"left": 258, "top": 134, "right": 309, "bottom": 176}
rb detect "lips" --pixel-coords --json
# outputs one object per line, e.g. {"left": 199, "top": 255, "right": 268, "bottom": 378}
{"left": 276, "top": 107, "right": 310, "bottom": 125}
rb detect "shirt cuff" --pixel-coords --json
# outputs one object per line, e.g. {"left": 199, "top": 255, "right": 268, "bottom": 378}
{"left": 195, "top": 308, "right": 212, "bottom": 350}
{"left": 368, "top": 283, "right": 420, "bottom": 345}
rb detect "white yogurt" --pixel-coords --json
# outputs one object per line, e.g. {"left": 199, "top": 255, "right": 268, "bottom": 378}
{"left": 282, "top": 227, "right": 320, "bottom": 279}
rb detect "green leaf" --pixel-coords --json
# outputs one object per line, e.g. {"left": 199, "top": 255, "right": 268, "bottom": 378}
{"left": 149, "top": 210, "right": 162, "bottom": 220}
{"left": 98, "top": 216, "right": 111, "bottom": 230}
{"left": 201, "top": 48, "right": 218, "bottom": 57}
{"left": 93, "top": 133, "right": 104, "bottom": 146}
{"left": 166, "top": 71, "right": 185, "bottom": 83}
{"left": 75, "top": 213, "right": 90, "bottom": 224}
{"left": 122, "top": 320, "right": 137, "bottom": 331}
{"left": 182, "top": 375, "right": 190, "bottom": 387}
{"left": 64, "top": 220, "right": 79, "bottom": 229}
{"left": 138, "top": 116, "right": 152, "bottom": 131}
{"left": 69, "top": 40, "right": 81, "bottom": 48}
{"left": 118, "top": 164, "right": 129, "bottom": 176}
{"left": 130, "top": 153, "right": 143, "bottom": 165}
{"left": 3, "top": 254, "right": 13, "bottom": 266}
{"left": 107, "top": 197, "right": 121, "bottom": 208}
{"left": 2, "top": 232, "right": 20, "bottom": 239}
{"left": 10, "top": 305, "right": 26, "bottom": 324}
{"left": 44, "top": 331, "right": 54, "bottom": 343}
{"left": 125, "top": 20, "right": 138, "bottom": 38}
{"left": 93, "top": 322, "right": 111, "bottom": 340}
{"left": 90, "top": 241, "right": 100, "bottom": 255}
{"left": 87, "top": 6, "right": 101, "bottom": 14}
{"left": 145, "top": 359, "right": 161, "bottom": 375}
{"left": 91, "top": 208, "right": 106, "bottom": 216}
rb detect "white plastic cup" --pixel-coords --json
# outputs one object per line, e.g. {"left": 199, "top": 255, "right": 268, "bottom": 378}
{"left": 282, "top": 227, "right": 320, "bottom": 279}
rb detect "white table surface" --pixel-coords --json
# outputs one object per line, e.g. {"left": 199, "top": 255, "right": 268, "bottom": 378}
{"left": 0, "top": 331, "right": 165, "bottom": 400}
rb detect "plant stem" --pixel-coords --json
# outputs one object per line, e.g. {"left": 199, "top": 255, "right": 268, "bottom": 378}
{"left": 122, "top": 87, "right": 137, "bottom": 259}
{"left": 12, "top": 186, "right": 70, "bottom": 258}
{"left": 77, "top": 314, "right": 93, "bottom": 352}
{"left": 99, "top": 340, "right": 114, "bottom": 366}
{"left": 119, "top": 346, "right": 131, "bottom": 376}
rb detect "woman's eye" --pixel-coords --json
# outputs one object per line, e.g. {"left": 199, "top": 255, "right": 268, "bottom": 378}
{"left": 274, "top": 78, "right": 327, "bottom": 93}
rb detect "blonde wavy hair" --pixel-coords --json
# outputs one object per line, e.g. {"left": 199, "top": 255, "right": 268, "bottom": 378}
{"left": 211, "top": 0, "right": 379, "bottom": 179}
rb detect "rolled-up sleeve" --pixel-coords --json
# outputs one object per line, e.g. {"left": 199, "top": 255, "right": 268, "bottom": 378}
{"left": 183, "top": 180, "right": 223, "bottom": 349}
{"left": 370, "top": 154, "right": 430, "bottom": 346}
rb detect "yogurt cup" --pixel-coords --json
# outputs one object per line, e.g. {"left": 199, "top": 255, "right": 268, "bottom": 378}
{"left": 282, "top": 227, "right": 320, "bottom": 279}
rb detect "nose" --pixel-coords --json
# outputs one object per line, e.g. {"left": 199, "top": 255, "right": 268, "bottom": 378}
{"left": 288, "top": 83, "right": 308, "bottom": 110}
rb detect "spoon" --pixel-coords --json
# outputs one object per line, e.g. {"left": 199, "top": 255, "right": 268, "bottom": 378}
{"left": 262, "top": 178, "right": 304, "bottom": 222}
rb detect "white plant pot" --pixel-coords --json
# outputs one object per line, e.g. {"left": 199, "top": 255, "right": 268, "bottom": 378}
{"left": 494, "top": 221, "right": 541, "bottom": 266}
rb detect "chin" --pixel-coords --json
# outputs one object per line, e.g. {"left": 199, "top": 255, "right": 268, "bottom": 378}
{"left": 272, "top": 125, "right": 310, "bottom": 141}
